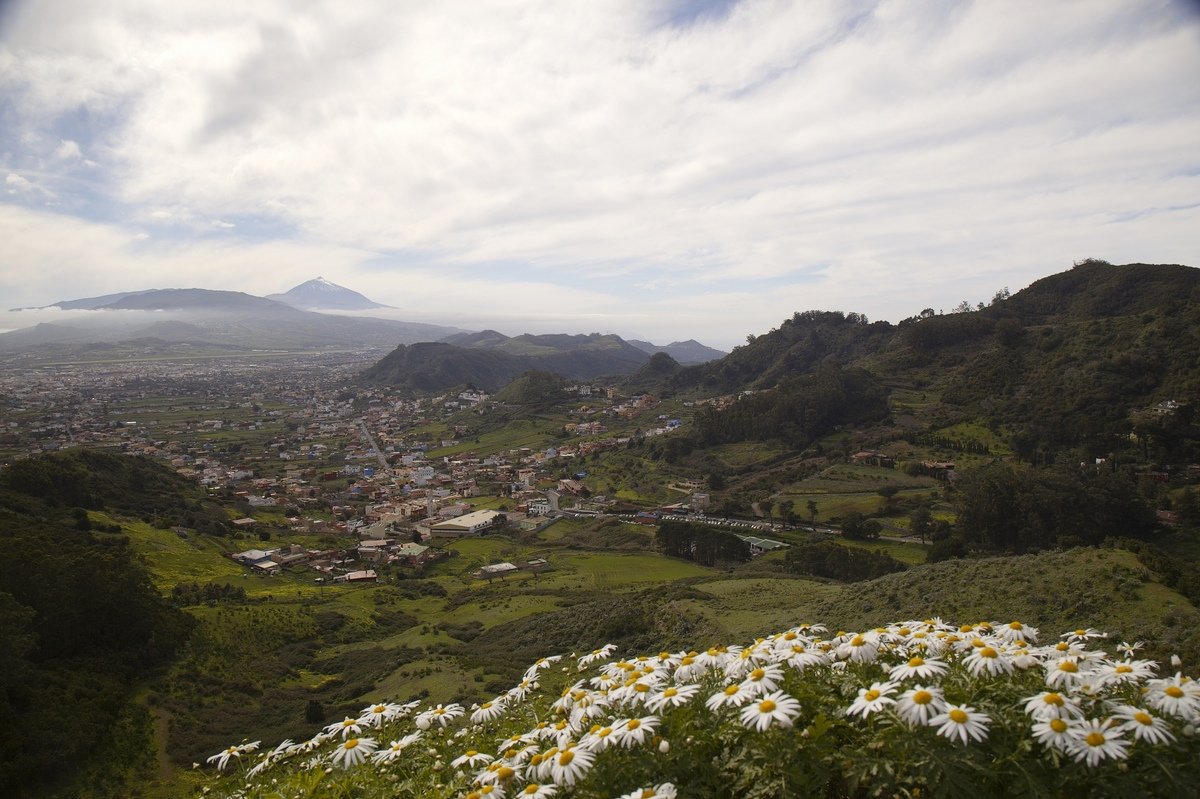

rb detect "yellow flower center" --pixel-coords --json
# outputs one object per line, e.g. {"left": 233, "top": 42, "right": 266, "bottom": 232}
{"left": 980, "top": 647, "right": 998, "bottom": 659}
{"left": 1166, "top": 686, "right": 1185, "bottom": 698}
{"left": 558, "top": 751, "right": 574, "bottom": 766}
{"left": 760, "top": 699, "right": 777, "bottom": 713}
{"left": 466, "top": 750, "right": 478, "bottom": 757}
{"left": 724, "top": 685, "right": 740, "bottom": 696}
{"left": 1075, "top": 629, "right": 1087, "bottom": 636}
{"left": 750, "top": 668, "right": 765, "bottom": 680}
{"left": 908, "top": 656, "right": 925, "bottom": 667}
{"left": 628, "top": 719, "right": 641, "bottom": 730}
{"left": 1085, "top": 731, "right": 1106, "bottom": 746}
{"left": 1044, "top": 693, "right": 1064, "bottom": 706}
{"left": 913, "top": 690, "right": 932, "bottom": 705}
{"left": 948, "top": 709, "right": 968, "bottom": 723}
{"left": 663, "top": 688, "right": 677, "bottom": 697}
{"left": 345, "top": 739, "right": 359, "bottom": 750}
{"left": 1050, "top": 719, "right": 1068, "bottom": 733}
{"left": 1056, "top": 642, "right": 1069, "bottom": 651}
{"left": 899, "top": 628, "right": 911, "bottom": 636}
{"left": 1134, "top": 712, "right": 1153, "bottom": 725}
{"left": 864, "top": 690, "right": 880, "bottom": 701}
{"left": 1058, "top": 661, "right": 1079, "bottom": 673}
{"left": 598, "top": 727, "right": 612, "bottom": 737}
{"left": 1115, "top": 665, "right": 1132, "bottom": 674}
{"left": 373, "top": 705, "right": 385, "bottom": 713}
{"left": 524, "top": 787, "right": 541, "bottom": 796}
{"left": 635, "top": 683, "right": 650, "bottom": 693}
{"left": 850, "top": 635, "right": 866, "bottom": 647}
{"left": 1009, "top": 621, "right": 1023, "bottom": 630}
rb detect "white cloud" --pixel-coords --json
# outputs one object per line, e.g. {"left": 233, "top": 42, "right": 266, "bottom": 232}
{"left": 0, "top": 0, "right": 1197, "bottom": 350}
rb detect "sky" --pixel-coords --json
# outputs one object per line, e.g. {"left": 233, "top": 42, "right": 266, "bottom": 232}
{"left": 2, "top": 0, "right": 1199, "bottom": 350}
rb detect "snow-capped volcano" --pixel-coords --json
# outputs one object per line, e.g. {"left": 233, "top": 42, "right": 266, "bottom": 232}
{"left": 267, "top": 278, "right": 392, "bottom": 311}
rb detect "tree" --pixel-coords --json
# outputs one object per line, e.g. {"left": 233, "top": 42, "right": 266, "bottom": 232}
{"left": 909, "top": 506, "right": 933, "bottom": 544}
{"left": 841, "top": 511, "right": 881, "bottom": 540}
{"left": 806, "top": 500, "right": 819, "bottom": 526}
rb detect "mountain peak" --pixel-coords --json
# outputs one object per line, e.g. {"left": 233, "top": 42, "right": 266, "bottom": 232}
{"left": 267, "top": 278, "right": 391, "bottom": 311}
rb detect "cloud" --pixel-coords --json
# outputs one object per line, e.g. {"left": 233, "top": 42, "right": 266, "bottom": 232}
{"left": 0, "top": 0, "right": 1198, "bottom": 350}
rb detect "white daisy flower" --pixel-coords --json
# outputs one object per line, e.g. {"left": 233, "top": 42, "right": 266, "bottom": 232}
{"left": 963, "top": 645, "right": 1014, "bottom": 677}
{"left": 738, "top": 664, "right": 785, "bottom": 696}
{"left": 515, "top": 783, "right": 558, "bottom": 798}
{"left": 548, "top": 745, "right": 595, "bottom": 787}
{"left": 705, "top": 682, "right": 753, "bottom": 711}
{"left": 1031, "top": 717, "right": 1077, "bottom": 751}
{"left": 895, "top": 685, "right": 946, "bottom": 727}
{"left": 325, "top": 717, "right": 363, "bottom": 739}
{"left": 845, "top": 682, "right": 898, "bottom": 719}
{"left": 372, "top": 732, "right": 422, "bottom": 764}
{"left": 1069, "top": 719, "right": 1129, "bottom": 767}
{"left": 888, "top": 655, "right": 948, "bottom": 682}
{"left": 1023, "top": 691, "right": 1084, "bottom": 721}
{"left": 471, "top": 698, "right": 509, "bottom": 725}
{"left": 645, "top": 683, "right": 700, "bottom": 712}
{"left": 329, "top": 737, "right": 377, "bottom": 768}
{"left": 451, "top": 750, "right": 494, "bottom": 769}
{"left": 612, "top": 716, "right": 660, "bottom": 748}
{"left": 1112, "top": 705, "right": 1176, "bottom": 745}
{"left": 929, "top": 705, "right": 990, "bottom": 744}
{"left": 738, "top": 690, "right": 803, "bottom": 732}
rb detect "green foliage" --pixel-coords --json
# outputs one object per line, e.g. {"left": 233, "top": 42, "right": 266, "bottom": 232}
{"left": 693, "top": 362, "right": 888, "bottom": 449}
{"left": 783, "top": 540, "right": 908, "bottom": 582}
{"left": 656, "top": 521, "right": 752, "bottom": 566}
{"left": 0, "top": 454, "right": 193, "bottom": 796}
{"left": 953, "top": 463, "right": 1159, "bottom": 554}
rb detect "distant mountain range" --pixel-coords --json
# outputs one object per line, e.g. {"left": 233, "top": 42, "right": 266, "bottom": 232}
{"left": 626, "top": 338, "right": 726, "bottom": 364}
{"left": 0, "top": 286, "right": 461, "bottom": 354}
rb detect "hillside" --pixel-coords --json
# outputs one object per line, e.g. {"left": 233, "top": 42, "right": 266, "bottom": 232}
{"left": 662, "top": 262, "right": 1200, "bottom": 463}
{"left": 363, "top": 333, "right": 652, "bottom": 391}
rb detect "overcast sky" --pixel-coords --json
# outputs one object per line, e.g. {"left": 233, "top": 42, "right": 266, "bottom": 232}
{"left": 2, "top": 0, "right": 1199, "bottom": 349}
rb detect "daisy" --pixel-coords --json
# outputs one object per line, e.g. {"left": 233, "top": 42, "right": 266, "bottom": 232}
{"left": 963, "top": 645, "right": 1013, "bottom": 677}
{"left": 1023, "top": 691, "right": 1083, "bottom": 721}
{"left": 577, "top": 645, "right": 617, "bottom": 670}
{"left": 838, "top": 633, "right": 880, "bottom": 664}
{"left": 846, "top": 682, "right": 898, "bottom": 719}
{"left": 206, "top": 745, "right": 243, "bottom": 771}
{"left": 580, "top": 724, "right": 619, "bottom": 752}
{"left": 524, "top": 655, "right": 564, "bottom": 680}
{"left": 1144, "top": 675, "right": 1200, "bottom": 720}
{"left": 1031, "top": 717, "right": 1077, "bottom": 751}
{"left": 1112, "top": 705, "right": 1175, "bottom": 745}
{"left": 464, "top": 786, "right": 503, "bottom": 799}
{"left": 1063, "top": 628, "right": 1107, "bottom": 643}
{"left": 417, "top": 703, "right": 465, "bottom": 729}
{"left": 612, "top": 716, "right": 660, "bottom": 748}
{"left": 478, "top": 761, "right": 523, "bottom": 786}
{"left": 1045, "top": 657, "right": 1090, "bottom": 689}
{"left": 548, "top": 746, "right": 595, "bottom": 787}
{"left": 705, "top": 682, "right": 753, "bottom": 711}
{"left": 471, "top": 698, "right": 509, "bottom": 725}
{"left": 451, "top": 750, "right": 495, "bottom": 769}
{"left": 1116, "top": 641, "right": 1145, "bottom": 659}
{"left": 645, "top": 684, "right": 700, "bottom": 712}
{"left": 999, "top": 620, "right": 1039, "bottom": 644}
{"left": 325, "top": 717, "right": 363, "bottom": 739}
{"left": 929, "top": 705, "right": 990, "bottom": 744}
{"left": 358, "top": 702, "right": 404, "bottom": 727}
{"left": 372, "top": 732, "right": 422, "bottom": 764}
{"left": 738, "top": 664, "right": 785, "bottom": 696}
{"left": 739, "top": 690, "right": 803, "bottom": 732}
{"left": 330, "top": 737, "right": 377, "bottom": 768}
{"left": 888, "top": 655, "right": 948, "bottom": 682}
{"left": 1096, "top": 660, "right": 1156, "bottom": 687}
{"left": 782, "top": 645, "right": 829, "bottom": 671}
{"left": 515, "top": 783, "right": 558, "bottom": 798}
{"left": 617, "top": 783, "right": 678, "bottom": 799}
{"left": 1069, "top": 719, "right": 1129, "bottom": 767}
{"left": 895, "top": 685, "right": 946, "bottom": 726}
